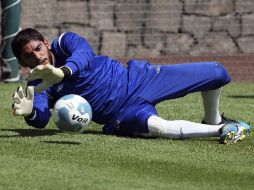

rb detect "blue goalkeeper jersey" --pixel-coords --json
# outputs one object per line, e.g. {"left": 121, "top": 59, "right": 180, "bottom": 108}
{"left": 26, "top": 32, "right": 128, "bottom": 128}
{"left": 25, "top": 32, "right": 231, "bottom": 133}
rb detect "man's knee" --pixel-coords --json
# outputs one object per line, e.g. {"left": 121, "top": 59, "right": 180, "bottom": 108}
{"left": 214, "top": 62, "right": 231, "bottom": 86}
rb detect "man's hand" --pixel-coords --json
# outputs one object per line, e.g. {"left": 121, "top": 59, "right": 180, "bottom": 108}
{"left": 26, "top": 64, "right": 65, "bottom": 93}
{"left": 12, "top": 86, "right": 34, "bottom": 117}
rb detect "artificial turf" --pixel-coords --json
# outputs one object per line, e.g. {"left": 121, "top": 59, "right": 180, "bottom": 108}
{"left": 0, "top": 82, "right": 253, "bottom": 190}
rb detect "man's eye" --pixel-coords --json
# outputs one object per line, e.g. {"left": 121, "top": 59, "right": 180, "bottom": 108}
{"left": 35, "top": 47, "right": 41, "bottom": 51}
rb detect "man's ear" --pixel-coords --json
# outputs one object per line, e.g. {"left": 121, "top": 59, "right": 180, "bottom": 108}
{"left": 44, "top": 38, "right": 51, "bottom": 49}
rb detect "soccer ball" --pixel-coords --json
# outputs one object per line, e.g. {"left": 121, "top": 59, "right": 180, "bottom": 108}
{"left": 52, "top": 94, "right": 92, "bottom": 133}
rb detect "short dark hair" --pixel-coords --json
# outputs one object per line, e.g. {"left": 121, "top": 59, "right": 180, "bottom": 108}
{"left": 11, "top": 28, "right": 45, "bottom": 59}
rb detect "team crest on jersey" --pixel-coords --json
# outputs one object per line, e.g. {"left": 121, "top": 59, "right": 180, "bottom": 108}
{"left": 57, "top": 84, "right": 64, "bottom": 92}
{"left": 154, "top": 65, "right": 161, "bottom": 74}
{"left": 116, "top": 120, "right": 121, "bottom": 131}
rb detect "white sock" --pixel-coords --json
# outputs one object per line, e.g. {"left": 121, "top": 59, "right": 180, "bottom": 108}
{"left": 147, "top": 116, "right": 223, "bottom": 139}
{"left": 201, "top": 88, "right": 222, "bottom": 125}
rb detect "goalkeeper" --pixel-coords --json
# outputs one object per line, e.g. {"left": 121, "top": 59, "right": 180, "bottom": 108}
{"left": 11, "top": 28, "right": 251, "bottom": 144}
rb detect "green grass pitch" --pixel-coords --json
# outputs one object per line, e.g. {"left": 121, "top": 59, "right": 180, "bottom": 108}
{"left": 0, "top": 82, "right": 253, "bottom": 190}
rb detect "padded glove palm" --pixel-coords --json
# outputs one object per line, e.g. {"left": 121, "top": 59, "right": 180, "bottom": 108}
{"left": 27, "top": 64, "right": 65, "bottom": 93}
{"left": 13, "top": 86, "right": 34, "bottom": 117}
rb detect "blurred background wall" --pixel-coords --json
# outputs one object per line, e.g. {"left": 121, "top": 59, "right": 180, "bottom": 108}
{"left": 0, "top": 0, "right": 254, "bottom": 81}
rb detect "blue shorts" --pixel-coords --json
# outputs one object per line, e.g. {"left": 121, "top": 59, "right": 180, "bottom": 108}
{"left": 103, "top": 61, "right": 231, "bottom": 136}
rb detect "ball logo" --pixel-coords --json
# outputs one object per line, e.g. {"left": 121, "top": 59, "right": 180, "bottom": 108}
{"left": 79, "top": 107, "right": 86, "bottom": 114}
{"left": 67, "top": 102, "right": 75, "bottom": 110}
{"left": 72, "top": 114, "right": 89, "bottom": 123}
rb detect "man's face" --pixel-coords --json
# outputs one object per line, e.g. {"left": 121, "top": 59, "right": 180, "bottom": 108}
{"left": 19, "top": 39, "right": 53, "bottom": 68}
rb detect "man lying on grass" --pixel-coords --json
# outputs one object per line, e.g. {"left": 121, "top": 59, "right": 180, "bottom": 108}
{"left": 11, "top": 28, "right": 251, "bottom": 144}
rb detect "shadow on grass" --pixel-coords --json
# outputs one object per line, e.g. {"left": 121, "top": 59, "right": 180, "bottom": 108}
{"left": 0, "top": 128, "right": 223, "bottom": 144}
{"left": 228, "top": 95, "right": 254, "bottom": 99}
{"left": 43, "top": 140, "right": 81, "bottom": 145}
{"left": 0, "top": 128, "right": 59, "bottom": 138}
{"left": 0, "top": 128, "right": 104, "bottom": 138}
{"left": 82, "top": 129, "right": 104, "bottom": 135}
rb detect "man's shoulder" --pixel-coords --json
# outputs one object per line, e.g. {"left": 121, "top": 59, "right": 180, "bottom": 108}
{"left": 52, "top": 32, "right": 80, "bottom": 44}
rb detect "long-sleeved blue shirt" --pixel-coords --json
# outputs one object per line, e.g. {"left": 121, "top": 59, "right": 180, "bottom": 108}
{"left": 26, "top": 32, "right": 129, "bottom": 128}
{"left": 25, "top": 32, "right": 231, "bottom": 134}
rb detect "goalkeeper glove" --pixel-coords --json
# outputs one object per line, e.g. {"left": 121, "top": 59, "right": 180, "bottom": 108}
{"left": 26, "top": 64, "right": 71, "bottom": 93}
{"left": 12, "top": 86, "right": 34, "bottom": 117}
